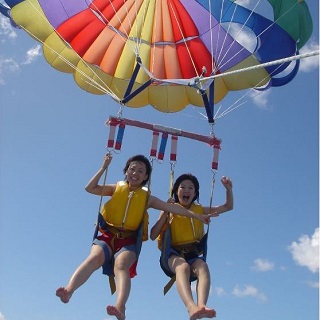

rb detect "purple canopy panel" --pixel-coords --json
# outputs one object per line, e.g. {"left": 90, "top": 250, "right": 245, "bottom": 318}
{"left": 39, "top": 0, "right": 92, "bottom": 28}
{"left": 181, "top": 0, "right": 251, "bottom": 72}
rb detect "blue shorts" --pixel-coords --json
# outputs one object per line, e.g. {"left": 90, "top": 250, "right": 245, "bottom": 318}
{"left": 93, "top": 233, "right": 137, "bottom": 276}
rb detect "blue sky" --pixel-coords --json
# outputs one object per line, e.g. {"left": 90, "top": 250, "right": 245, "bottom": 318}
{"left": 0, "top": 1, "right": 319, "bottom": 320}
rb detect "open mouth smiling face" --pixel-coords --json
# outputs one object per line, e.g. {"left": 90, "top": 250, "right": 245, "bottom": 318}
{"left": 177, "top": 180, "right": 196, "bottom": 208}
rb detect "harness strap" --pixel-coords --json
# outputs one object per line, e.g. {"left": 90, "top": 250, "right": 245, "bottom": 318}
{"left": 163, "top": 243, "right": 204, "bottom": 295}
{"left": 107, "top": 222, "right": 144, "bottom": 295}
{"left": 104, "top": 225, "right": 137, "bottom": 239}
{"left": 164, "top": 275, "right": 176, "bottom": 295}
{"left": 109, "top": 276, "right": 116, "bottom": 295}
{"left": 97, "top": 222, "right": 138, "bottom": 295}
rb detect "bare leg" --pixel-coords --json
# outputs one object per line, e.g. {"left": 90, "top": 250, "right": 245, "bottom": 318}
{"left": 56, "top": 245, "right": 106, "bottom": 303}
{"left": 107, "top": 250, "right": 136, "bottom": 320}
{"left": 169, "top": 255, "right": 204, "bottom": 320}
{"left": 192, "top": 260, "right": 216, "bottom": 318}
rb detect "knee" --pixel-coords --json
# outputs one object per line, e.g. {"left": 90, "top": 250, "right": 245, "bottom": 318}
{"left": 86, "top": 251, "right": 105, "bottom": 270}
{"left": 114, "top": 259, "right": 126, "bottom": 271}
{"left": 114, "top": 252, "right": 135, "bottom": 272}
{"left": 175, "top": 262, "right": 191, "bottom": 276}
{"left": 193, "top": 261, "right": 210, "bottom": 277}
{"left": 200, "top": 261, "right": 209, "bottom": 273}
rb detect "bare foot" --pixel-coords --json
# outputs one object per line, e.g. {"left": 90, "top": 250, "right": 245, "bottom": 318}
{"left": 199, "top": 306, "right": 216, "bottom": 319}
{"left": 107, "top": 305, "right": 125, "bottom": 320}
{"left": 56, "top": 287, "right": 72, "bottom": 303}
{"left": 189, "top": 306, "right": 205, "bottom": 320}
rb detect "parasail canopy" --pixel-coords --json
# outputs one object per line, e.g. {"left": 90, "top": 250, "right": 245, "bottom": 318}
{"left": 0, "top": 0, "right": 314, "bottom": 119}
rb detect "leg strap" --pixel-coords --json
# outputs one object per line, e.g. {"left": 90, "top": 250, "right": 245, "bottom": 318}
{"left": 164, "top": 275, "right": 176, "bottom": 295}
{"left": 109, "top": 275, "right": 116, "bottom": 295}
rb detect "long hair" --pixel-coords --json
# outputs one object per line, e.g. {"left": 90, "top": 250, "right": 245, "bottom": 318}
{"left": 123, "top": 154, "right": 152, "bottom": 186}
{"left": 171, "top": 173, "right": 200, "bottom": 203}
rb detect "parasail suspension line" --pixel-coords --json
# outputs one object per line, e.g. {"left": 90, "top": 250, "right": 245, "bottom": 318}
{"left": 121, "top": 79, "right": 153, "bottom": 105}
{"left": 169, "top": 135, "right": 178, "bottom": 197}
{"left": 201, "top": 50, "right": 319, "bottom": 83}
{"left": 121, "top": 55, "right": 154, "bottom": 105}
{"left": 188, "top": 67, "right": 215, "bottom": 124}
{"left": 123, "top": 56, "right": 143, "bottom": 99}
{"left": 92, "top": 150, "right": 112, "bottom": 242}
{"left": 199, "top": 82, "right": 215, "bottom": 124}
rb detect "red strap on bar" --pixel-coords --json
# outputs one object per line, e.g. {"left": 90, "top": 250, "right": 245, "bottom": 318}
{"left": 106, "top": 117, "right": 126, "bottom": 151}
{"left": 107, "top": 121, "right": 117, "bottom": 149}
{"left": 150, "top": 131, "right": 159, "bottom": 158}
{"left": 212, "top": 144, "right": 220, "bottom": 170}
{"left": 170, "top": 135, "right": 178, "bottom": 162}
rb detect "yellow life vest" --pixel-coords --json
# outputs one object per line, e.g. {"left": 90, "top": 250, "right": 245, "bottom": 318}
{"left": 170, "top": 203, "right": 204, "bottom": 246}
{"left": 101, "top": 181, "right": 148, "bottom": 231}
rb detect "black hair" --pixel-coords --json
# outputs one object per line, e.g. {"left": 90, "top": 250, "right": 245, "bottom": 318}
{"left": 123, "top": 154, "right": 152, "bottom": 186}
{"left": 171, "top": 173, "right": 200, "bottom": 203}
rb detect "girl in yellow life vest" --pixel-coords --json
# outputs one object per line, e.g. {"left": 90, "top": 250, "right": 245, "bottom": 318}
{"left": 56, "top": 154, "right": 211, "bottom": 320}
{"left": 150, "top": 173, "right": 233, "bottom": 320}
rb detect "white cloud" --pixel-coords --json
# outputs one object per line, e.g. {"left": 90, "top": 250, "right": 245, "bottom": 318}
{"left": 232, "top": 284, "right": 267, "bottom": 302}
{"left": 307, "top": 281, "right": 319, "bottom": 289}
{"left": 0, "top": 15, "right": 17, "bottom": 40}
{"left": 251, "top": 258, "right": 275, "bottom": 272}
{"left": 288, "top": 228, "right": 319, "bottom": 273}
{"left": 22, "top": 44, "right": 42, "bottom": 65}
{"left": 0, "top": 44, "right": 42, "bottom": 84}
{"left": 0, "top": 311, "right": 6, "bottom": 320}
{"left": 250, "top": 89, "right": 272, "bottom": 110}
{"left": 215, "top": 287, "right": 227, "bottom": 296}
{"left": 0, "top": 14, "right": 41, "bottom": 84}
{"left": 299, "top": 41, "right": 319, "bottom": 72}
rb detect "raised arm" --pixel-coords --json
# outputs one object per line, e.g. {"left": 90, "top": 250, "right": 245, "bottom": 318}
{"left": 85, "top": 153, "right": 116, "bottom": 196}
{"left": 148, "top": 196, "right": 210, "bottom": 224}
{"left": 204, "top": 176, "right": 233, "bottom": 216}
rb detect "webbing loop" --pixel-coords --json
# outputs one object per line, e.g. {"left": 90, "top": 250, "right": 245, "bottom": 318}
{"left": 106, "top": 118, "right": 126, "bottom": 152}
{"left": 170, "top": 135, "right": 178, "bottom": 162}
{"left": 158, "top": 133, "right": 168, "bottom": 161}
{"left": 212, "top": 144, "right": 220, "bottom": 171}
{"left": 150, "top": 131, "right": 159, "bottom": 158}
{"left": 115, "top": 121, "right": 125, "bottom": 151}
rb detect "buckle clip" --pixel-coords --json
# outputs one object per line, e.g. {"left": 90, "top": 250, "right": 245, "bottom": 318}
{"left": 115, "top": 232, "right": 124, "bottom": 239}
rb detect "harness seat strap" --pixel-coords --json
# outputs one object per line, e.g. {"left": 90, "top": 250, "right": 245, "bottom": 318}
{"left": 109, "top": 275, "right": 116, "bottom": 295}
{"left": 164, "top": 275, "right": 176, "bottom": 295}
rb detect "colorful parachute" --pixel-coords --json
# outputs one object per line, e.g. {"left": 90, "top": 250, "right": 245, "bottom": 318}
{"left": 0, "top": 0, "right": 313, "bottom": 119}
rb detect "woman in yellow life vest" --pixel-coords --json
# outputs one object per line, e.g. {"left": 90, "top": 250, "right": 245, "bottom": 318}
{"left": 150, "top": 173, "right": 233, "bottom": 320}
{"left": 56, "top": 154, "right": 211, "bottom": 320}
